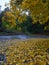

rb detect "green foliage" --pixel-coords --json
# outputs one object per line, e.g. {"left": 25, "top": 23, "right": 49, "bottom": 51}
{"left": 20, "top": 16, "right": 33, "bottom": 33}
{"left": 20, "top": 16, "right": 45, "bottom": 34}
{"left": 44, "top": 25, "right": 49, "bottom": 31}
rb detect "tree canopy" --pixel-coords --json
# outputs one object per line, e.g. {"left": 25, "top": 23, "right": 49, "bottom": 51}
{"left": 10, "top": 0, "right": 49, "bottom": 24}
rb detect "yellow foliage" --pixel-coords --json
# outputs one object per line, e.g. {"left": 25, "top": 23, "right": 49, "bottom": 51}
{"left": 10, "top": 0, "right": 49, "bottom": 23}
{"left": 2, "top": 12, "right": 16, "bottom": 29}
{"left": 0, "top": 39, "right": 49, "bottom": 65}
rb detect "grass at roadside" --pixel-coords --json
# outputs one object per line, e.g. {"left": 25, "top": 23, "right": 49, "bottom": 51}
{"left": 0, "top": 38, "right": 49, "bottom": 65}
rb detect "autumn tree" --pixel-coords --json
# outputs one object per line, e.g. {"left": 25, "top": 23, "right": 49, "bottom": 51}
{"left": 2, "top": 12, "right": 16, "bottom": 31}
{"left": 10, "top": 0, "right": 49, "bottom": 24}
{"left": 10, "top": 0, "right": 27, "bottom": 23}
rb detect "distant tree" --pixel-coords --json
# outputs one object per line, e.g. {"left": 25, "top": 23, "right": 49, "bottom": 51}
{"left": 4, "top": 7, "right": 10, "bottom": 12}
{"left": 0, "top": 13, "right": 2, "bottom": 31}
{"left": 0, "top": 5, "right": 3, "bottom": 31}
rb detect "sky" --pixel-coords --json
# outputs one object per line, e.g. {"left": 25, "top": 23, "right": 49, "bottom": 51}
{"left": 0, "top": 0, "right": 10, "bottom": 11}
{"left": 0, "top": 0, "right": 29, "bottom": 15}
